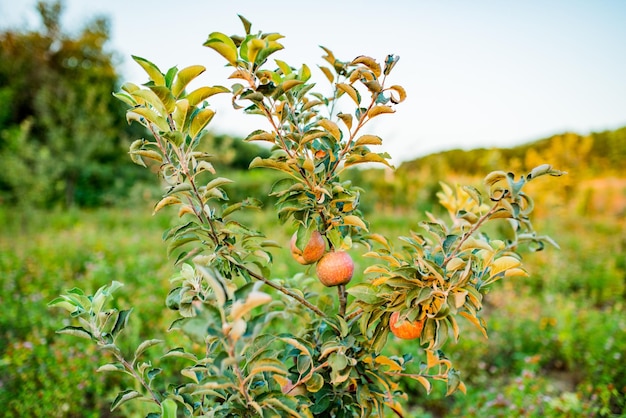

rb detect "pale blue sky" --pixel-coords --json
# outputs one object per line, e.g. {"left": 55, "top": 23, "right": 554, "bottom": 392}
{"left": 2, "top": 0, "right": 625, "bottom": 163}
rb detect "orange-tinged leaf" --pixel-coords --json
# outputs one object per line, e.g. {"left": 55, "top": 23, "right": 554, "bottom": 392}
{"left": 371, "top": 276, "right": 389, "bottom": 286}
{"left": 231, "top": 291, "right": 272, "bottom": 320}
{"left": 364, "top": 265, "right": 389, "bottom": 274}
{"left": 350, "top": 55, "right": 381, "bottom": 77}
{"left": 337, "top": 113, "right": 353, "bottom": 130}
{"left": 319, "top": 65, "right": 334, "bottom": 83}
{"left": 388, "top": 84, "right": 407, "bottom": 103}
{"left": 178, "top": 205, "right": 195, "bottom": 218}
{"left": 426, "top": 349, "right": 438, "bottom": 368}
{"left": 367, "top": 105, "right": 395, "bottom": 118}
{"left": 281, "top": 79, "right": 303, "bottom": 93}
{"left": 336, "top": 83, "right": 360, "bottom": 105}
{"left": 355, "top": 135, "right": 382, "bottom": 146}
{"left": 317, "top": 119, "right": 341, "bottom": 141}
{"left": 459, "top": 311, "right": 488, "bottom": 339}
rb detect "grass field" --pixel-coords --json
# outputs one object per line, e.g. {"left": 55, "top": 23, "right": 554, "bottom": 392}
{"left": 1, "top": 189, "right": 625, "bottom": 416}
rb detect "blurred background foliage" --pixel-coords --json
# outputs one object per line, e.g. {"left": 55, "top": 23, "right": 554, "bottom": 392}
{"left": 1, "top": 1, "right": 625, "bottom": 417}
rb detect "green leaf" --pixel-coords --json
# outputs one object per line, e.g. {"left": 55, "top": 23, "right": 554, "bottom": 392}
{"left": 96, "top": 363, "right": 127, "bottom": 374}
{"left": 197, "top": 266, "right": 228, "bottom": 307}
{"left": 346, "top": 283, "right": 381, "bottom": 304}
{"left": 48, "top": 297, "right": 80, "bottom": 314}
{"left": 111, "top": 309, "right": 133, "bottom": 338}
{"left": 249, "top": 157, "right": 295, "bottom": 175}
{"left": 56, "top": 326, "right": 93, "bottom": 340}
{"left": 112, "top": 91, "right": 137, "bottom": 107}
{"left": 162, "top": 347, "right": 198, "bottom": 362}
{"left": 205, "top": 177, "right": 234, "bottom": 193}
{"left": 446, "top": 368, "right": 463, "bottom": 396}
{"left": 132, "top": 55, "right": 165, "bottom": 85}
{"left": 133, "top": 339, "right": 164, "bottom": 364}
{"left": 305, "top": 372, "right": 324, "bottom": 393}
{"left": 161, "top": 399, "right": 178, "bottom": 418}
{"left": 110, "top": 389, "right": 142, "bottom": 411}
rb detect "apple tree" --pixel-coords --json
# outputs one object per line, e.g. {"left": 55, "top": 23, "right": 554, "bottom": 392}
{"left": 51, "top": 16, "right": 564, "bottom": 417}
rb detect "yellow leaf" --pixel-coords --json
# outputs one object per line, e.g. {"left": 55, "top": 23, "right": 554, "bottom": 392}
{"left": 453, "top": 290, "right": 468, "bottom": 308}
{"left": 446, "top": 257, "right": 466, "bottom": 272}
{"left": 190, "top": 108, "right": 215, "bottom": 139}
{"left": 415, "top": 376, "right": 432, "bottom": 394}
{"left": 459, "top": 311, "right": 488, "bottom": 339}
{"left": 336, "top": 83, "right": 360, "bottom": 105}
{"left": 367, "top": 233, "right": 390, "bottom": 248}
{"left": 178, "top": 205, "right": 195, "bottom": 218}
{"left": 319, "top": 65, "right": 334, "bottom": 83}
{"left": 246, "top": 130, "right": 275, "bottom": 143}
{"left": 371, "top": 276, "right": 388, "bottom": 286}
{"left": 231, "top": 291, "right": 272, "bottom": 320}
{"left": 153, "top": 196, "right": 181, "bottom": 214}
{"left": 355, "top": 135, "right": 383, "bottom": 146}
{"left": 505, "top": 267, "right": 529, "bottom": 278}
{"left": 317, "top": 119, "right": 341, "bottom": 141}
{"left": 367, "top": 105, "right": 394, "bottom": 118}
{"left": 246, "top": 38, "right": 265, "bottom": 64}
{"left": 375, "top": 356, "right": 402, "bottom": 372}
{"left": 281, "top": 79, "right": 304, "bottom": 93}
{"left": 363, "top": 265, "right": 389, "bottom": 274}
{"left": 342, "top": 215, "right": 368, "bottom": 230}
{"left": 350, "top": 55, "right": 381, "bottom": 77}
{"left": 337, "top": 113, "right": 353, "bottom": 130}
{"left": 204, "top": 32, "right": 238, "bottom": 65}
{"left": 388, "top": 85, "right": 407, "bottom": 103}
{"left": 460, "top": 236, "right": 493, "bottom": 252}
{"left": 426, "top": 350, "right": 438, "bottom": 368}
{"left": 489, "top": 256, "right": 522, "bottom": 277}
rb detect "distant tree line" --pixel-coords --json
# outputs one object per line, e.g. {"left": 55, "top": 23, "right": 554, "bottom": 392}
{"left": 1, "top": 1, "right": 623, "bottom": 212}
{"left": 0, "top": 1, "right": 268, "bottom": 209}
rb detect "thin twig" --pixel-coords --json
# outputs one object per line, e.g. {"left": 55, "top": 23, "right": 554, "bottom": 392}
{"left": 235, "top": 261, "right": 327, "bottom": 318}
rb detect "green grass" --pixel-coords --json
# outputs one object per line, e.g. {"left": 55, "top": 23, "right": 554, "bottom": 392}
{"left": 1, "top": 202, "right": 625, "bottom": 417}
